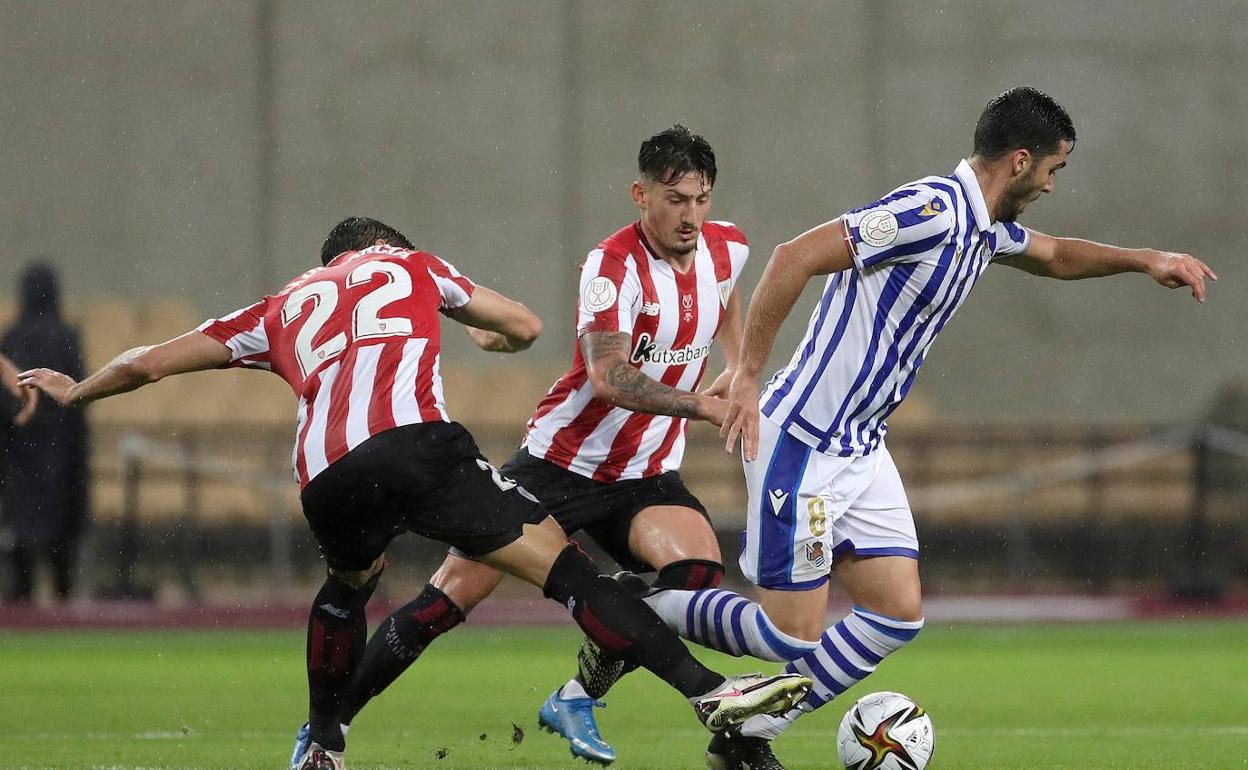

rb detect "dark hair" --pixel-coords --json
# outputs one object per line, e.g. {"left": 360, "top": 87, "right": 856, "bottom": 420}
{"left": 972, "top": 87, "right": 1076, "bottom": 161}
{"left": 638, "top": 124, "right": 717, "bottom": 187}
{"left": 320, "top": 217, "right": 414, "bottom": 266}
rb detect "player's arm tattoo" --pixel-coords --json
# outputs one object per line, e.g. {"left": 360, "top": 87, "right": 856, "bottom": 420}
{"left": 582, "top": 331, "right": 706, "bottom": 420}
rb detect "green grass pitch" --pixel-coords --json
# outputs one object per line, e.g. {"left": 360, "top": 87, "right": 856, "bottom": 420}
{"left": 2, "top": 621, "right": 1246, "bottom": 769}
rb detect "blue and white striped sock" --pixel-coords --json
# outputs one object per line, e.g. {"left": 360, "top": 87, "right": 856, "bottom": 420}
{"left": 740, "top": 606, "right": 924, "bottom": 740}
{"left": 645, "top": 588, "right": 817, "bottom": 662}
{"left": 786, "top": 605, "right": 923, "bottom": 709}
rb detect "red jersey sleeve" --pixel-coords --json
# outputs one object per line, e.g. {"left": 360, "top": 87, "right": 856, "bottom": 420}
{"left": 576, "top": 249, "right": 641, "bottom": 337}
{"left": 423, "top": 254, "right": 476, "bottom": 310}
{"left": 196, "top": 298, "right": 273, "bottom": 370}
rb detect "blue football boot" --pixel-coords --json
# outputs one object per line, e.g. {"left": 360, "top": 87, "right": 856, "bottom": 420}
{"left": 290, "top": 723, "right": 311, "bottom": 770}
{"left": 291, "top": 723, "right": 346, "bottom": 770}
{"left": 537, "top": 688, "right": 616, "bottom": 765}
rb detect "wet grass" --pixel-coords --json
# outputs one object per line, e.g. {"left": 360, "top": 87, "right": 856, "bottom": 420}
{"left": 2, "top": 621, "right": 1246, "bottom": 769}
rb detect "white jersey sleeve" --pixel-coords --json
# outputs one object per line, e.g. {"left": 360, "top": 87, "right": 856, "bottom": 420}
{"left": 422, "top": 254, "right": 476, "bottom": 309}
{"left": 842, "top": 186, "right": 956, "bottom": 271}
{"left": 197, "top": 298, "right": 272, "bottom": 370}
{"left": 576, "top": 249, "right": 642, "bottom": 337}
{"left": 990, "top": 221, "right": 1031, "bottom": 260}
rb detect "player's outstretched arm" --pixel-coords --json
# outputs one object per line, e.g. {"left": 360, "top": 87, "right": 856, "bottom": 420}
{"left": 444, "top": 286, "right": 543, "bottom": 353}
{"left": 17, "top": 331, "right": 231, "bottom": 408}
{"left": 722, "top": 218, "right": 855, "bottom": 460}
{"left": 581, "top": 331, "right": 726, "bottom": 425}
{"left": 1000, "top": 230, "right": 1217, "bottom": 302}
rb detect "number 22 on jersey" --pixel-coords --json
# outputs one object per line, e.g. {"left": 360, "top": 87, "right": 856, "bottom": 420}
{"left": 281, "top": 260, "right": 415, "bottom": 378}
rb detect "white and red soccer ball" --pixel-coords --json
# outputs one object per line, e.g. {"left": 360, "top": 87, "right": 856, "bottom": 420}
{"left": 837, "top": 691, "right": 935, "bottom": 770}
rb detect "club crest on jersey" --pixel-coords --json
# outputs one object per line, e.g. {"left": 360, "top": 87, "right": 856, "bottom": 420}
{"left": 717, "top": 279, "right": 732, "bottom": 308}
{"left": 630, "top": 332, "right": 710, "bottom": 366}
{"left": 859, "top": 210, "right": 899, "bottom": 248}
{"left": 804, "top": 541, "right": 827, "bottom": 568}
{"left": 582, "top": 276, "right": 618, "bottom": 313}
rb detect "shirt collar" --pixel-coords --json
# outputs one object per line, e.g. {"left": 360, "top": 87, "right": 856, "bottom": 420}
{"left": 953, "top": 159, "right": 993, "bottom": 233}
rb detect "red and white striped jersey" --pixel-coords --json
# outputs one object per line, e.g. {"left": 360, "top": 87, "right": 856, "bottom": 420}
{"left": 523, "top": 221, "right": 749, "bottom": 482}
{"left": 197, "top": 244, "right": 475, "bottom": 487}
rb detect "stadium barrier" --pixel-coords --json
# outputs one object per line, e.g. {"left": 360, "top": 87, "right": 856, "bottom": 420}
{"left": 80, "top": 420, "right": 1248, "bottom": 601}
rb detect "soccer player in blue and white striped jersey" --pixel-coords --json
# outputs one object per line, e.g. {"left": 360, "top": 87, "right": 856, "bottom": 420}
{"left": 641, "top": 87, "right": 1216, "bottom": 769}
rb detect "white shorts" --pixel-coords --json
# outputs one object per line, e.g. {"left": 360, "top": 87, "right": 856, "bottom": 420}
{"left": 739, "top": 415, "right": 918, "bottom": 591}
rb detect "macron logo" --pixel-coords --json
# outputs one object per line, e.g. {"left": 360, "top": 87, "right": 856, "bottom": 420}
{"left": 768, "top": 489, "right": 789, "bottom": 515}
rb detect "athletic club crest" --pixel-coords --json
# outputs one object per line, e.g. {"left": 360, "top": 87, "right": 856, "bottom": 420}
{"left": 682, "top": 293, "right": 694, "bottom": 321}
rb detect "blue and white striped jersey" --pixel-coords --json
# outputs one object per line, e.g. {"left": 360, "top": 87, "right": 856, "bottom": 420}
{"left": 761, "top": 159, "right": 1029, "bottom": 456}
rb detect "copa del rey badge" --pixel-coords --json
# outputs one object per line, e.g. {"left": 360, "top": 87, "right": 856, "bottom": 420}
{"left": 717, "top": 279, "right": 732, "bottom": 307}
{"left": 859, "top": 209, "right": 899, "bottom": 248}
{"left": 582, "top": 276, "right": 618, "bottom": 312}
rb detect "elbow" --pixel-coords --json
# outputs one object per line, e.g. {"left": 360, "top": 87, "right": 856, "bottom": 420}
{"left": 125, "top": 350, "right": 164, "bottom": 385}
{"left": 587, "top": 372, "right": 617, "bottom": 403}
{"left": 770, "top": 241, "right": 819, "bottom": 277}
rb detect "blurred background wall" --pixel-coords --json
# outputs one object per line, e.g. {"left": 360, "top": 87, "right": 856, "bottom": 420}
{"left": 2, "top": 1, "right": 1246, "bottom": 601}
{"left": 1, "top": 0, "right": 1244, "bottom": 423}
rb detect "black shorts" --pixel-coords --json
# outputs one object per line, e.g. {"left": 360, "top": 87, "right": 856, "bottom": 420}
{"left": 300, "top": 422, "right": 547, "bottom": 571}
{"left": 495, "top": 448, "right": 709, "bottom": 572}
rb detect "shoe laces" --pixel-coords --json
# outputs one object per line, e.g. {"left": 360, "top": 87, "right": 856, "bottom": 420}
{"left": 563, "top": 697, "right": 608, "bottom": 737}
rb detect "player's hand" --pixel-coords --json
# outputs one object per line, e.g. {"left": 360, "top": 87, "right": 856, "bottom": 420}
{"left": 465, "top": 325, "right": 514, "bottom": 353}
{"left": 720, "top": 371, "right": 761, "bottom": 461}
{"left": 700, "top": 367, "right": 734, "bottom": 399}
{"left": 1146, "top": 251, "right": 1217, "bottom": 303}
{"left": 698, "top": 394, "right": 729, "bottom": 428}
{"left": 16, "top": 368, "right": 78, "bottom": 407}
{"left": 13, "top": 385, "right": 38, "bottom": 425}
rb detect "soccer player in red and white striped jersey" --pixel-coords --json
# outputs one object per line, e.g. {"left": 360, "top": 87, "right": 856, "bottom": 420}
{"left": 332, "top": 126, "right": 751, "bottom": 765}
{"left": 18, "top": 215, "right": 811, "bottom": 770}
{"left": 196, "top": 241, "right": 476, "bottom": 488}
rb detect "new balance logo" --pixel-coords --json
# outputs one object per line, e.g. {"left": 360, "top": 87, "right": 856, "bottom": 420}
{"left": 640, "top": 301, "right": 661, "bottom": 316}
{"left": 768, "top": 488, "right": 789, "bottom": 515}
{"left": 318, "top": 603, "right": 349, "bottom": 619}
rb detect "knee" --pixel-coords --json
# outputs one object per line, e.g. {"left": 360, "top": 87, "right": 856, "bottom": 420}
{"left": 877, "top": 597, "right": 923, "bottom": 624}
{"left": 431, "top": 556, "right": 503, "bottom": 615}
{"left": 328, "top": 555, "right": 385, "bottom": 590}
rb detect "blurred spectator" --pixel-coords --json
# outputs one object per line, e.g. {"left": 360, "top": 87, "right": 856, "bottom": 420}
{"left": 0, "top": 263, "right": 89, "bottom": 603}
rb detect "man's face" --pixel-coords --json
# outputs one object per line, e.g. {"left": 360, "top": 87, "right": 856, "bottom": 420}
{"left": 1000, "top": 140, "right": 1073, "bottom": 222}
{"left": 633, "top": 171, "right": 712, "bottom": 257}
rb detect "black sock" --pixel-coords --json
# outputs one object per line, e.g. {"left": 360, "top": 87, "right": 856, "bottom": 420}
{"left": 306, "top": 570, "right": 381, "bottom": 751}
{"left": 543, "top": 545, "right": 723, "bottom": 699}
{"left": 571, "top": 559, "right": 726, "bottom": 696}
{"left": 652, "top": 559, "right": 725, "bottom": 591}
{"left": 339, "top": 583, "right": 465, "bottom": 725}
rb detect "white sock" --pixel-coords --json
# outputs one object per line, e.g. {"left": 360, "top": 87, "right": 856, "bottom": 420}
{"left": 740, "top": 704, "right": 810, "bottom": 739}
{"left": 559, "top": 678, "right": 590, "bottom": 700}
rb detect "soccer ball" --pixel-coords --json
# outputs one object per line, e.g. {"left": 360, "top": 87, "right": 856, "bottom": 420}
{"left": 836, "top": 691, "right": 934, "bottom": 770}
